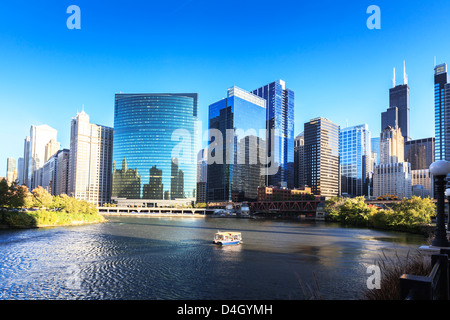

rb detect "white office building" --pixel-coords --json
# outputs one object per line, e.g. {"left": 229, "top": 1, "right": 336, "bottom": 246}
{"left": 27, "top": 124, "right": 58, "bottom": 190}
{"left": 68, "top": 111, "right": 113, "bottom": 206}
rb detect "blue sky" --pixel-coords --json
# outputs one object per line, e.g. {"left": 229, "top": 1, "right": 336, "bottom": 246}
{"left": 1, "top": 0, "right": 450, "bottom": 175}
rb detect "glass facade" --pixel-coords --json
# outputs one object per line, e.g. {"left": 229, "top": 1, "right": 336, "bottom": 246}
{"left": 339, "top": 124, "right": 371, "bottom": 197}
{"left": 251, "top": 80, "right": 295, "bottom": 189}
{"left": 207, "top": 86, "right": 267, "bottom": 202}
{"left": 371, "top": 137, "right": 380, "bottom": 165}
{"left": 112, "top": 93, "right": 198, "bottom": 202}
{"left": 434, "top": 63, "right": 448, "bottom": 161}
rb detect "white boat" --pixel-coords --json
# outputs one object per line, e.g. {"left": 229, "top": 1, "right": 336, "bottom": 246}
{"left": 213, "top": 231, "right": 242, "bottom": 245}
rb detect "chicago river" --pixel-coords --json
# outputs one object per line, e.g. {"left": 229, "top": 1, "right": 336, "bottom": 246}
{"left": 0, "top": 216, "right": 426, "bottom": 300}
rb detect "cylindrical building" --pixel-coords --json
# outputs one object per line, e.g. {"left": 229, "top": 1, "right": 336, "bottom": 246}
{"left": 112, "top": 93, "right": 198, "bottom": 207}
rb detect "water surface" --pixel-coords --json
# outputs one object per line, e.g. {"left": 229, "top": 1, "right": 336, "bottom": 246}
{"left": 0, "top": 216, "right": 427, "bottom": 300}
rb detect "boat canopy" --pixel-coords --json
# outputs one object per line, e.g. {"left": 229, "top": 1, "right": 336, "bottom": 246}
{"left": 215, "top": 232, "right": 241, "bottom": 236}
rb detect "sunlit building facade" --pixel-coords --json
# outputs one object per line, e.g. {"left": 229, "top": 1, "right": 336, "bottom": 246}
{"left": 27, "top": 124, "right": 58, "bottom": 190}
{"left": 303, "top": 117, "right": 340, "bottom": 198}
{"left": 68, "top": 111, "right": 114, "bottom": 206}
{"left": 373, "top": 126, "right": 412, "bottom": 199}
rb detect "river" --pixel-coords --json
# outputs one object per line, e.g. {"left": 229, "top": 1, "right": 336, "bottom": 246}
{"left": 0, "top": 215, "right": 428, "bottom": 300}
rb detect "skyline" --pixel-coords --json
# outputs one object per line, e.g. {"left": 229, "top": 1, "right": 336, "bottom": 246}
{"left": 2, "top": 1, "right": 450, "bottom": 175}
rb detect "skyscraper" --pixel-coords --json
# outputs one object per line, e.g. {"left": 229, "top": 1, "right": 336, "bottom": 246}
{"left": 381, "top": 63, "right": 410, "bottom": 142}
{"left": 27, "top": 124, "right": 58, "bottom": 190}
{"left": 41, "top": 148, "right": 70, "bottom": 196}
{"left": 294, "top": 132, "right": 304, "bottom": 188}
{"left": 251, "top": 80, "right": 295, "bottom": 189}
{"left": 303, "top": 117, "right": 340, "bottom": 198}
{"left": 339, "top": 124, "right": 371, "bottom": 197}
{"left": 404, "top": 138, "right": 434, "bottom": 199}
{"left": 6, "top": 158, "right": 17, "bottom": 185}
{"left": 371, "top": 137, "right": 380, "bottom": 166}
{"left": 207, "top": 86, "right": 267, "bottom": 202}
{"left": 379, "top": 126, "right": 404, "bottom": 164}
{"left": 434, "top": 63, "right": 448, "bottom": 161}
{"left": 55, "top": 149, "right": 70, "bottom": 196}
{"left": 16, "top": 157, "right": 24, "bottom": 186}
{"left": 373, "top": 126, "right": 412, "bottom": 199}
{"left": 112, "top": 93, "right": 198, "bottom": 207}
{"left": 405, "top": 138, "right": 435, "bottom": 170}
{"left": 44, "top": 139, "right": 60, "bottom": 163}
{"left": 197, "top": 148, "right": 208, "bottom": 184}
{"left": 22, "top": 136, "right": 30, "bottom": 186}
{"left": 68, "top": 111, "right": 114, "bottom": 206}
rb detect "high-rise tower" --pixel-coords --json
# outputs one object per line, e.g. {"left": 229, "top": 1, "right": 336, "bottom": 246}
{"left": 303, "top": 117, "right": 340, "bottom": 198}
{"left": 207, "top": 86, "right": 267, "bottom": 202}
{"left": 251, "top": 80, "right": 295, "bottom": 189}
{"left": 382, "top": 62, "right": 410, "bottom": 142}
{"left": 434, "top": 63, "right": 449, "bottom": 161}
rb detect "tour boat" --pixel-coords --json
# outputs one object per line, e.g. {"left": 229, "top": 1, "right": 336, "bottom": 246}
{"left": 213, "top": 231, "right": 242, "bottom": 245}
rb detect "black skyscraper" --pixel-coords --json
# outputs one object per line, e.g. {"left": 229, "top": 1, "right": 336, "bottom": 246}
{"left": 381, "top": 63, "right": 410, "bottom": 142}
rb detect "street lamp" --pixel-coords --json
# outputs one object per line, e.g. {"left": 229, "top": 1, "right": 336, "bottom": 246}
{"left": 429, "top": 160, "right": 450, "bottom": 247}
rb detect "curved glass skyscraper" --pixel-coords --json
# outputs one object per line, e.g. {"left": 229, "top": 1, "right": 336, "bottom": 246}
{"left": 112, "top": 93, "right": 198, "bottom": 206}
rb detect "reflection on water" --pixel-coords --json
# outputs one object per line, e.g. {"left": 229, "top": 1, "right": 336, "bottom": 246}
{"left": 0, "top": 217, "right": 427, "bottom": 300}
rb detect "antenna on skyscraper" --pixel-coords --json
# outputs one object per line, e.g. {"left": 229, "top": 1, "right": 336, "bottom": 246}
{"left": 403, "top": 60, "right": 408, "bottom": 85}
{"left": 434, "top": 56, "right": 437, "bottom": 67}
{"left": 393, "top": 67, "right": 396, "bottom": 88}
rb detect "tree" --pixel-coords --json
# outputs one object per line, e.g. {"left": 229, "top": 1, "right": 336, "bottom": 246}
{"left": 195, "top": 202, "right": 207, "bottom": 208}
{"left": 0, "top": 179, "right": 10, "bottom": 210}
{"left": 0, "top": 180, "right": 31, "bottom": 210}
{"left": 390, "top": 196, "right": 435, "bottom": 226}
{"left": 31, "top": 187, "right": 53, "bottom": 209}
{"left": 8, "top": 185, "right": 29, "bottom": 209}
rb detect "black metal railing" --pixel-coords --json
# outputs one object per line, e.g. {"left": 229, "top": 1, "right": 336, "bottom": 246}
{"left": 399, "top": 249, "right": 450, "bottom": 300}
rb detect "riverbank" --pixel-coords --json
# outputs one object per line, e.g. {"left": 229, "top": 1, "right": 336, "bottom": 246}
{"left": 0, "top": 209, "right": 105, "bottom": 229}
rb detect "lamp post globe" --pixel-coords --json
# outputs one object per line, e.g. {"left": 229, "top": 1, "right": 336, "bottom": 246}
{"left": 446, "top": 188, "right": 450, "bottom": 198}
{"left": 429, "top": 161, "right": 450, "bottom": 247}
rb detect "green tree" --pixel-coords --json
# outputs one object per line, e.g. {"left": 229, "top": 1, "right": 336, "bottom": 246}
{"left": 8, "top": 184, "right": 29, "bottom": 209}
{"left": 390, "top": 196, "right": 435, "bottom": 226}
{"left": 195, "top": 202, "right": 207, "bottom": 208}
{"left": 31, "top": 187, "right": 53, "bottom": 209}
{"left": 0, "top": 179, "right": 10, "bottom": 210}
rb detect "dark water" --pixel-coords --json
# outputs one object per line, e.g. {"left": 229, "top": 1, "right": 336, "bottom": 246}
{"left": 0, "top": 216, "right": 427, "bottom": 300}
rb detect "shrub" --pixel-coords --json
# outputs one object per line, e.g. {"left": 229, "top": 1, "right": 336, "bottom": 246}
{"left": 325, "top": 196, "right": 435, "bottom": 233}
{"left": 363, "top": 249, "right": 432, "bottom": 300}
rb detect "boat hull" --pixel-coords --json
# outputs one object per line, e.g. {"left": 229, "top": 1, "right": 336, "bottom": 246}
{"left": 216, "top": 240, "right": 240, "bottom": 245}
